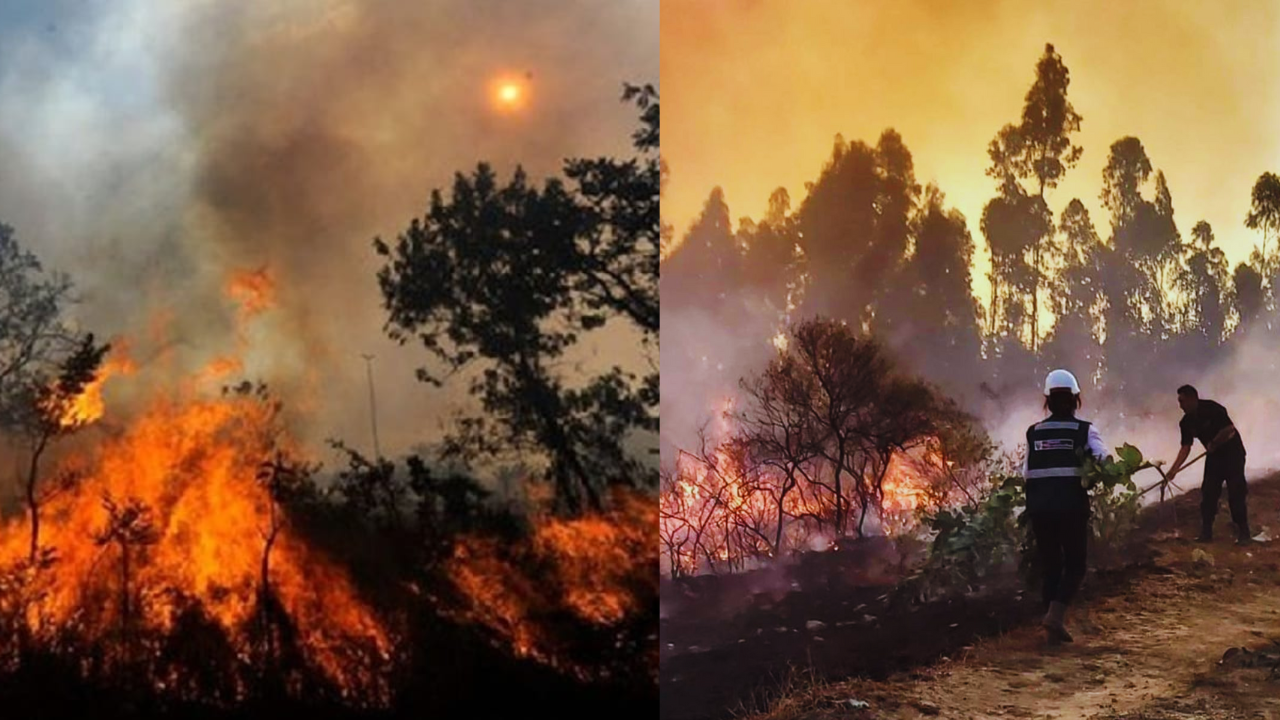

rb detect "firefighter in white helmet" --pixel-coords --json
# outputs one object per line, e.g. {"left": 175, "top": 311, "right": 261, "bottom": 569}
{"left": 1023, "top": 369, "right": 1108, "bottom": 644}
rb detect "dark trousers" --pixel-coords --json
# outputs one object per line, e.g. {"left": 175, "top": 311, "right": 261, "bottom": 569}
{"left": 1030, "top": 510, "right": 1089, "bottom": 606}
{"left": 1201, "top": 453, "right": 1249, "bottom": 534}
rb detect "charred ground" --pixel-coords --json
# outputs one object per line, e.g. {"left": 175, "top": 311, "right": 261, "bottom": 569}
{"left": 660, "top": 472, "right": 1280, "bottom": 720}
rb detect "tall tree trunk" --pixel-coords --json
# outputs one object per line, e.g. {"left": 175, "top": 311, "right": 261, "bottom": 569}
{"left": 1032, "top": 240, "right": 1040, "bottom": 353}
{"left": 1033, "top": 177, "right": 1047, "bottom": 354}
{"left": 120, "top": 543, "right": 132, "bottom": 671}
{"left": 515, "top": 354, "right": 600, "bottom": 514}
{"left": 260, "top": 508, "right": 278, "bottom": 668}
{"left": 26, "top": 434, "right": 49, "bottom": 564}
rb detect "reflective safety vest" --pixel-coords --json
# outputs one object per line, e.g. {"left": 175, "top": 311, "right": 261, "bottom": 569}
{"left": 1024, "top": 416, "right": 1091, "bottom": 513}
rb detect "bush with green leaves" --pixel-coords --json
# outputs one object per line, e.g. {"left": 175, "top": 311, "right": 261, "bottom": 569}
{"left": 899, "top": 443, "right": 1152, "bottom": 603}
{"left": 897, "top": 474, "right": 1026, "bottom": 602}
{"left": 1081, "top": 443, "right": 1151, "bottom": 566}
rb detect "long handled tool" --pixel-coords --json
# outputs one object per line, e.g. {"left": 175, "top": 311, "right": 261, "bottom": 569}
{"left": 1138, "top": 450, "right": 1207, "bottom": 528}
{"left": 1138, "top": 450, "right": 1205, "bottom": 499}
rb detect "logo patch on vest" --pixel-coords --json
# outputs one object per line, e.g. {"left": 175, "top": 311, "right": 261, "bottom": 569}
{"left": 1034, "top": 439, "right": 1075, "bottom": 451}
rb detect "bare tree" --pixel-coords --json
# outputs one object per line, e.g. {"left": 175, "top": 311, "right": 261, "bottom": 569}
{"left": 254, "top": 451, "right": 312, "bottom": 670}
{"left": 93, "top": 493, "right": 160, "bottom": 674}
{"left": 731, "top": 351, "right": 823, "bottom": 557}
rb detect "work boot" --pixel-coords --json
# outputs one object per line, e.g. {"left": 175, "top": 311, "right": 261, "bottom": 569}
{"left": 1042, "top": 601, "right": 1073, "bottom": 644}
{"left": 1195, "top": 524, "right": 1213, "bottom": 543}
{"left": 1236, "top": 527, "right": 1254, "bottom": 546}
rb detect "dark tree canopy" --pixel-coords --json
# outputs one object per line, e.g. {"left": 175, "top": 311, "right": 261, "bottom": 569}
{"left": 0, "top": 224, "right": 79, "bottom": 430}
{"left": 375, "top": 85, "right": 659, "bottom": 514}
{"left": 660, "top": 41, "right": 1280, "bottom": 458}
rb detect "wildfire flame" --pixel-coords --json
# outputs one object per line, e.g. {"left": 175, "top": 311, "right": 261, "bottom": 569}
{"left": 52, "top": 347, "right": 137, "bottom": 429}
{"left": 3, "top": 272, "right": 393, "bottom": 704}
{"left": 660, "top": 395, "right": 938, "bottom": 575}
{"left": 199, "top": 356, "right": 245, "bottom": 383}
{"left": 445, "top": 488, "right": 655, "bottom": 681}
{"left": 226, "top": 267, "right": 276, "bottom": 321}
{"left": 2, "top": 368, "right": 392, "bottom": 700}
{"left": 2, "top": 259, "right": 652, "bottom": 701}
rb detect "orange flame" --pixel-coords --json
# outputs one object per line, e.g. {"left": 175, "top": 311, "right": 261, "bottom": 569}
{"left": 2, "top": 357, "right": 392, "bottom": 702}
{"left": 199, "top": 355, "right": 244, "bottom": 383}
{"left": 226, "top": 267, "right": 276, "bottom": 320}
{"left": 660, "top": 394, "right": 940, "bottom": 575}
{"left": 445, "top": 488, "right": 655, "bottom": 681}
{"left": 52, "top": 346, "right": 137, "bottom": 430}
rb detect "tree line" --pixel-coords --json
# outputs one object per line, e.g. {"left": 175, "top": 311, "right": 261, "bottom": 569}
{"left": 662, "top": 44, "right": 1280, "bottom": 407}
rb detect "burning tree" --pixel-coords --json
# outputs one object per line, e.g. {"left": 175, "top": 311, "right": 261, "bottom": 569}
{"left": 759, "top": 318, "right": 972, "bottom": 539}
{"left": 17, "top": 334, "right": 111, "bottom": 563}
{"left": 0, "top": 226, "right": 112, "bottom": 566}
{"left": 93, "top": 493, "right": 160, "bottom": 676}
{"left": 731, "top": 348, "right": 824, "bottom": 555}
{"left": 659, "top": 319, "right": 988, "bottom": 578}
{"left": 253, "top": 448, "right": 316, "bottom": 683}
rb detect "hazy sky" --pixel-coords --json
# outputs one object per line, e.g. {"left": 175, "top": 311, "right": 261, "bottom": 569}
{"left": 661, "top": 0, "right": 1280, "bottom": 301}
{"left": 0, "top": 0, "right": 658, "bottom": 462}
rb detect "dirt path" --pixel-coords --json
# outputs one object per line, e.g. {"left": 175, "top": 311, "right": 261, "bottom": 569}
{"left": 768, "top": 536, "right": 1280, "bottom": 720}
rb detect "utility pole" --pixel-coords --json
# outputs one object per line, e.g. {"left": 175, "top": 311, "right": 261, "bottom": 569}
{"left": 361, "top": 354, "right": 381, "bottom": 460}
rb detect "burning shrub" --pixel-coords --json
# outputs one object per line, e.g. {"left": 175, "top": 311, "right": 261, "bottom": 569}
{"left": 660, "top": 317, "right": 990, "bottom": 578}
{"left": 441, "top": 486, "right": 656, "bottom": 685}
{"left": 0, "top": 382, "right": 396, "bottom": 708}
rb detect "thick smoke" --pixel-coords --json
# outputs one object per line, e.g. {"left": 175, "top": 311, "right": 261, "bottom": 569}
{"left": 659, "top": 299, "right": 780, "bottom": 467}
{"left": 0, "top": 1, "right": 657, "bottom": 466}
{"left": 664, "top": 293, "right": 1280, "bottom": 503}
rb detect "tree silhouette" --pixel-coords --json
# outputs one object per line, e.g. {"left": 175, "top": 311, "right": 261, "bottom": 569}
{"left": 741, "top": 318, "right": 963, "bottom": 538}
{"left": 0, "top": 224, "right": 78, "bottom": 423}
{"left": 375, "top": 86, "right": 658, "bottom": 514}
{"left": 882, "top": 185, "right": 983, "bottom": 399}
{"left": 1099, "top": 137, "right": 1182, "bottom": 393}
{"left": 17, "top": 333, "right": 109, "bottom": 562}
{"left": 563, "top": 83, "right": 660, "bottom": 335}
{"left": 1042, "top": 199, "right": 1105, "bottom": 383}
{"left": 982, "top": 159, "right": 1050, "bottom": 348}
{"left": 983, "top": 44, "right": 1083, "bottom": 352}
{"left": 661, "top": 186, "right": 739, "bottom": 310}
{"left": 1233, "top": 262, "right": 1265, "bottom": 333}
{"left": 254, "top": 450, "right": 313, "bottom": 672}
{"left": 93, "top": 493, "right": 160, "bottom": 675}
{"left": 1175, "top": 220, "right": 1228, "bottom": 350}
{"left": 731, "top": 342, "right": 823, "bottom": 556}
{"left": 1245, "top": 171, "right": 1280, "bottom": 303}
{"left": 795, "top": 137, "right": 883, "bottom": 323}
{"left": 739, "top": 187, "right": 801, "bottom": 310}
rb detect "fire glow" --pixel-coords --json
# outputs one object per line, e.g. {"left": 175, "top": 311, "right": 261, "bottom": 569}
{"left": 1, "top": 359, "right": 394, "bottom": 701}
{"left": 1, "top": 263, "right": 654, "bottom": 702}
{"left": 660, "top": 398, "right": 937, "bottom": 576}
{"left": 51, "top": 348, "right": 137, "bottom": 429}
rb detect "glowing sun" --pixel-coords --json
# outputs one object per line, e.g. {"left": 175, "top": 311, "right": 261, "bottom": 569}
{"left": 491, "top": 74, "right": 532, "bottom": 112}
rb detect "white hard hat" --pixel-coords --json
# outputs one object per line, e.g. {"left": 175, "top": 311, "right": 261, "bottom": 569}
{"left": 1044, "top": 369, "right": 1081, "bottom": 395}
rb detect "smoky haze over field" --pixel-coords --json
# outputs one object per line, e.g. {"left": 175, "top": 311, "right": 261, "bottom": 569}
{"left": 660, "top": 0, "right": 1280, "bottom": 481}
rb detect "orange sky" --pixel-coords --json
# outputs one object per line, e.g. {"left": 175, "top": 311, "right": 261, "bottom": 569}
{"left": 662, "top": 0, "right": 1280, "bottom": 302}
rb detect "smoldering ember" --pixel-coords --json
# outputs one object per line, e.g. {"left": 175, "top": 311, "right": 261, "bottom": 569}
{"left": 0, "top": 3, "right": 658, "bottom": 718}
{"left": 660, "top": 12, "right": 1280, "bottom": 720}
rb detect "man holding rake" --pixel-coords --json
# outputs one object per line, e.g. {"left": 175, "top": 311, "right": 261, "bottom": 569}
{"left": 1165, "top": 385, "right": 1252, "bottom": 546}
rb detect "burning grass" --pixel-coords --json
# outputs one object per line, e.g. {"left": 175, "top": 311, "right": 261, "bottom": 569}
{"left": 0, "top": 355, "right": 657, "bottom": 714}
{"left": 444, "top": 487, "right": 657, "bottom": 683}
{"left": 0, "top": 379, "right": 394, "bottom": 705}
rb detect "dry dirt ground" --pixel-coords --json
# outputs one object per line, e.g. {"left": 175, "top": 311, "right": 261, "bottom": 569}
{"left": 665, "top": 473, "right": 1280, "bottom": 720}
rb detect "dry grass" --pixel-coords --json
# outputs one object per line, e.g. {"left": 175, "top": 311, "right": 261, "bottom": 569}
{"left": 729, "top": 661, "right": 832, "bottom": 720}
